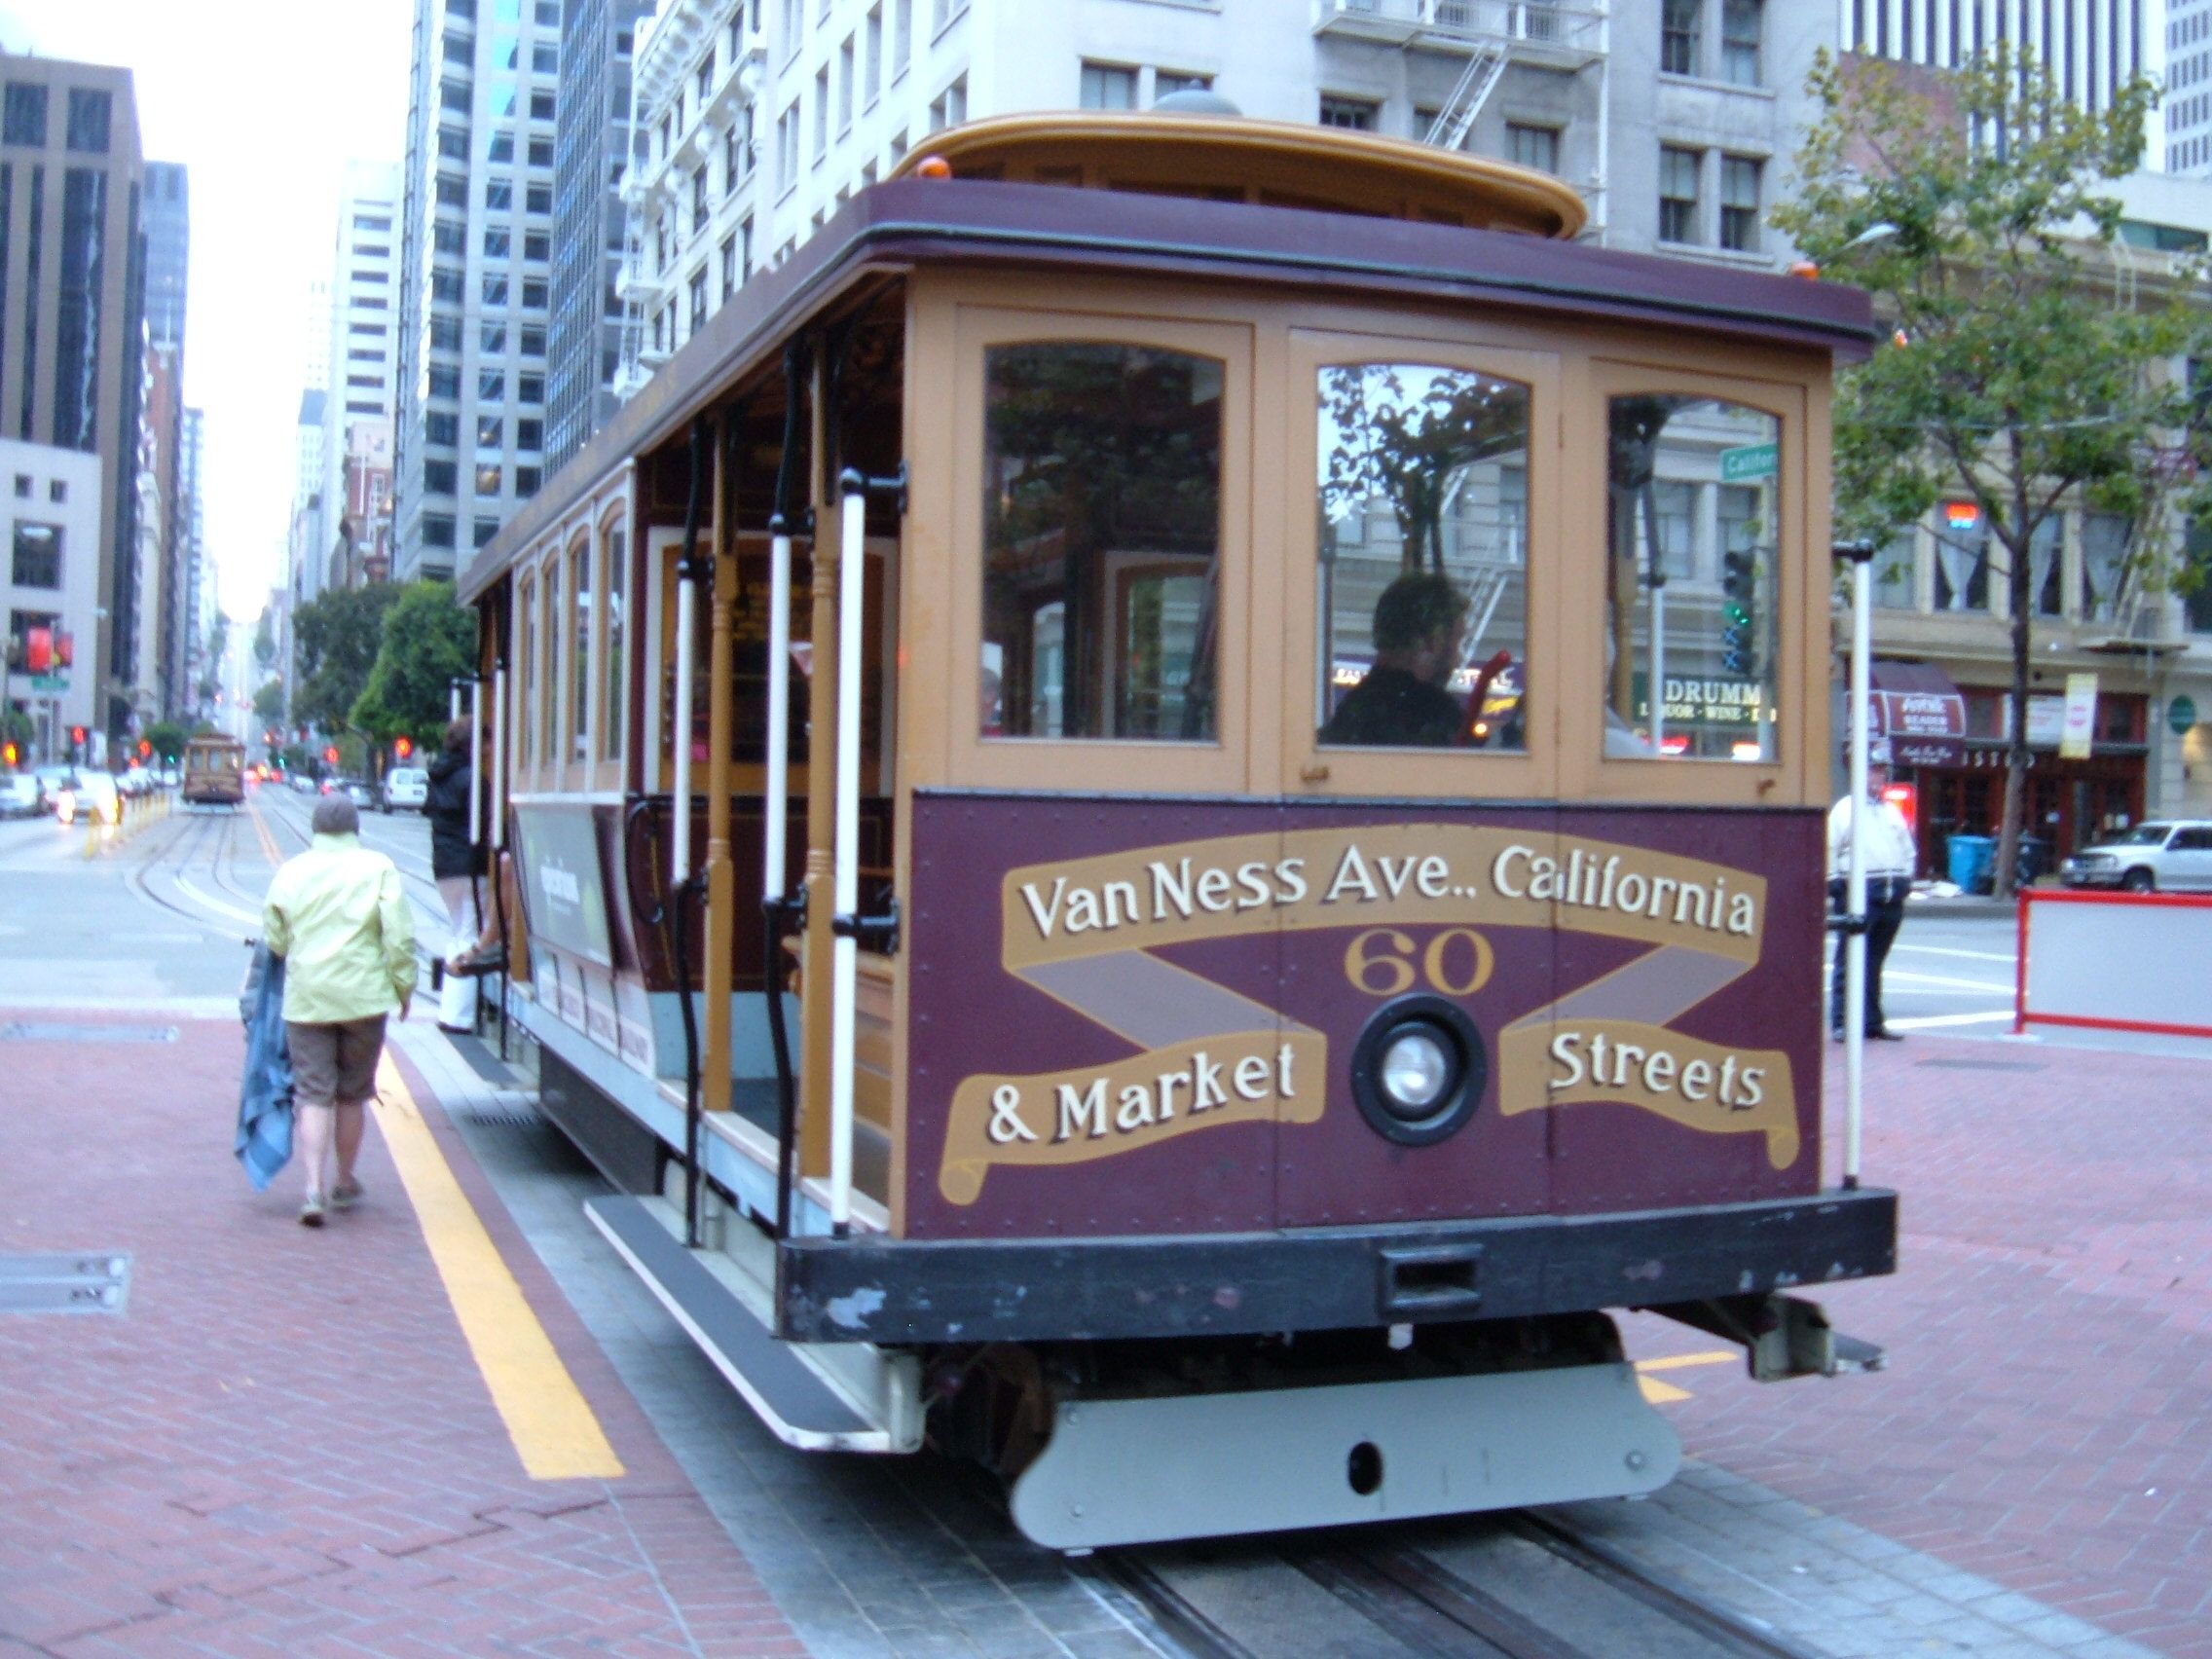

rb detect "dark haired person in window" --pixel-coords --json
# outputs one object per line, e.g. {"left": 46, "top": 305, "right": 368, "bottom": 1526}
{"left": 1321, "top": 571, "right": 1469, "bottom": 747}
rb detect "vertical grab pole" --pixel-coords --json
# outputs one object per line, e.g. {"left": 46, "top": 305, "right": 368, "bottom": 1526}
{"left": 491, "top": 656, "right": 510, "bottom": 1060}
{"left": 669, "top": 580, "right": 698, "bottom": 884}
{"left": 827, "top": 477, "right": 867, "bottom": 1235}
{"left": 466, "top": 676, "right": 485, "bottom": 1031}
{"left": 1841, "top": 539, "right": 1874, "bottom": 1191}
{"left": 763, "top": 543, "right": 793, "bottom": 905}
{"left": 764, "top": 338, "right": 810, "bottom": 1242}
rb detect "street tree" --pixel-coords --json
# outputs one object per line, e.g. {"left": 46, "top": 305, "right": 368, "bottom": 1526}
{"left": 291, "top": 585, "right": 401, "bottom": 741}
{"left": 252, "top": 607, "right": 277, "bottom": 674}
{"left": 352, "top": 580, "right": 477, "bottom": 756}
{"left": 251, "top": 679, "right": 285, "bottom": 728}
{"left": 199, "top": 614, "right": 229, "bottom": 709}
{"left": 141, "top": 720, "right": 189, "bottom": 765}
{"left": 1774, "top": 47, "right": 2212, "bottom": 896}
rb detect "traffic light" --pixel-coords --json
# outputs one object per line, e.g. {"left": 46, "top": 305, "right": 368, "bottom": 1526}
{"left": 70, "top": 725, "right": 87, "bottom": 747}
{"left": 1719, "top": 550, "right": 1757, "bottom": 677}
{"left": 394, "top": 736, "right": 414, "bottom": 760}
{"left": 138, "top": 739, "right": 152, "bottom": 760}
{"left": 2, "top": 742, "right": 16, "bottom": 766}
{"left": 323, "top": 746, "right": 339, "bottom": 765}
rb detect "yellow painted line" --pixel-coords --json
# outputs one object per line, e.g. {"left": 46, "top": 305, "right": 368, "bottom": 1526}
{"left": 1634, "top": 1349, "right": 1737, "bottom": 1404}
{"left": 1635, "top": 1349, "right": 1738, "bottom": 1374}
{"left": 371, "top": 1053, "right": 625, "bottom": 1481}
{"left": 245, "top": 796, "right": 283, "bottom": 866}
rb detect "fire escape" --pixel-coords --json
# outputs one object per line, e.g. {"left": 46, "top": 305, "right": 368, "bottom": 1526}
{"left": 1312, "top": 0, "right": 1610, "bottom": 233}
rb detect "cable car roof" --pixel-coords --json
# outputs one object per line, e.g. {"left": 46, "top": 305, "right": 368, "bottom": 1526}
{"left": 884, "top": 110, "right": 1588, "bottom": 239}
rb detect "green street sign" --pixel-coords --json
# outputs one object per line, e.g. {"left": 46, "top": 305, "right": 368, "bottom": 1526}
{"left": 26, "top": 674, "right": 68, "bottom": 693}
{"left": 1719, "top": 442, "right": 1778, "bottom": 482}
{"left": 2172, "top": 694, "right": 2199, "bottom": 735}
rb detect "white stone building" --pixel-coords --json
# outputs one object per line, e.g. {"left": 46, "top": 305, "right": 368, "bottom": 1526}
{"left": 321, "top": 162, "right": 403, "bottom": 591}
{"left": 611, "top": 0, "right": 1835, "bottom": 392}
{"left": 2, "top": 440, "right": 105, "bottom": 762}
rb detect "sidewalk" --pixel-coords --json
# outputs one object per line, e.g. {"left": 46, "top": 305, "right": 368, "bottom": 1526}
{"left": 0, "top": 1009, "right": 801, "bottom": 1659}
{"left": 1625, "top": 1032, "right": 2212, "bottom": 1657}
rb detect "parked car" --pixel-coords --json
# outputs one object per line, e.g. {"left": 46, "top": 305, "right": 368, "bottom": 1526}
{"left": 55, "top": 772, "right": 120, "bottom": 828}
{"left": 289, "top": 771, "right": 319, "bottom": 793}
{"left": 2060, "top": 821, "right": 2212, "bottom": 893}
{"left": 0, "top": 775, "right": 41, "bottom": 818}
{"left": 323, "top": 776, "right": 376, "bottom": 810}
{"left": 382, "top": 765, "right": 428, "bottom": 812}
{"left": 33, "top": 765, "right": 73, "bottom": 813}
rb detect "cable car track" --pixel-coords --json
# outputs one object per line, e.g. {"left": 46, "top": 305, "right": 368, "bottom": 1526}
{"left": 1099, "top": 1512, "right": 1823, "bottom": 1659}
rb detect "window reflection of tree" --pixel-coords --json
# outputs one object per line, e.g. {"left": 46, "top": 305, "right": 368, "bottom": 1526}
{"left": 983, "top": 345, "right": 1223, "bottom": 741}
{"left": 1318, "top": 366, "right": 1527, "bottom": 573}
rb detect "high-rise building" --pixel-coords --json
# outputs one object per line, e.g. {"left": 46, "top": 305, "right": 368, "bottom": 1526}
{"left": 549, "top": 0, "right": 654, "bottom": 473}
{"left": 2162, "top": 0, "right": 2212, "bottom": 172}
{"left": 140, "top": 161, "right": 193, "bottom": 718}
{"left": 290, "top": 387, "right": 327, "bottom": 609}
{"left": 612, "top": 0, "right": 1832, "bottom": 394}
{"left": 142, "top": 161, "right": 187, "bottom": 350}
{"left": 321, "top": 161, "right": 401, "bottom": 589}
{"left": 392, "top": 0, "right": 568, "bottom": 583}
{"left": 1, "top": 438, "right": 104, "bottom": 762}
{"left": 179, "top": 405, "right": 208, "bottom": 715}
{"left": 1840, "top": 2, "right": 2157, "bottom": 117}
{"left": 0, "top": 53, "right": 149, "bottom": 739}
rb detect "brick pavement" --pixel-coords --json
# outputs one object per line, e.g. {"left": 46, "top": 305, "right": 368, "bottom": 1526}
{"left": 1625, "top": 1034, "right": 2212, "bottom": 1658}
{"left": 0, "top": 1011, "right": 803, "bottom": 1659}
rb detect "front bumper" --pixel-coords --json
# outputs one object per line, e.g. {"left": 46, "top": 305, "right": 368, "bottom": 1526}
{"left": 2059, "top": 863, "right": 2120, "bottom": 888}
{"left": 776, "top": 1188, "right": 1899, "bottom": 1345}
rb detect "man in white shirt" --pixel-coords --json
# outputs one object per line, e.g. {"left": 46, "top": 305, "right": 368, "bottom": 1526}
{"left": 1827, "top": 741, "right": 1917, "bottom": 1041}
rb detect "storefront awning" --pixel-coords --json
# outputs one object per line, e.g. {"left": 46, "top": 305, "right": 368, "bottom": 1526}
{"left": 1868, "top": 660, "right": 1967, "bottom": 768}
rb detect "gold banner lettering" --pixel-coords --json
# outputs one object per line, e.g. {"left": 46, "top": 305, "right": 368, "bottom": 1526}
{"left": 940, "top": 1031, "right": 1328, "bottom": 1205}
{"left": 1001, "top": 825, "right": 1764, "bottom": 970}
{"left": 1497, "top": 1020, "right": 1799, "bottom": 1169}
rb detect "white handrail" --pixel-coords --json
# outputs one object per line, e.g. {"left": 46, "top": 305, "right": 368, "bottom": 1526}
{"left": 491, "top": 665, "right": 507, "bottom": 853}
{"left": 465, "top": 679, "right": 482, "bottom": 856}
{"left": 669, "top": 575, "right": 697, "bottom": 883}
{"left": 829, "top": 488, "right": 866, "bottom": 1233}
{"left": 762, "top": 532, "right": 793, "bottom": 903}
{"left": 1843, "top": 553, "right": 1871, "bottom": 1187}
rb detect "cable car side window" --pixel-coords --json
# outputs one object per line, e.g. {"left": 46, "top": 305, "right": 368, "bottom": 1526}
{"left": 1316, "top": 364, "right": 1530, "bottom": 751}
{"left": 1603, "top": 396, "right": 1780, "bottom": 763}
{"left": 981, "top": 343, "right": 1222, "bottom": 742}
{"left": 571, "top": 536, "right": 592, "bottom": 763}
{"left": 601, "top": 524, "right": 625, "bottom": 763}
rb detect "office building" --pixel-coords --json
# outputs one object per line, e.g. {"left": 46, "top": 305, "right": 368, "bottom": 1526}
{"left": 612, "top": 0, "right": 1829, "bottom": 390}
{"left": 321, "top": 161, "right": 401, "bottom": 590}
{"left": 179, "top": 406, "right": 209, "bottom": 716}
{"left": 549, "top": 0, "right": 654, "bottom": 472}
{"left": 2, "top": 439, "right": 102, "bottom": 760}
{"left": 1840, "top": 2, "right": 2157, "bottom": 119}
{"left": 0, "top": 53, "right": 149, "bottom": 739}
{"left": 2165, "top": 0, "right": 2212, "bottom": 172}
{"left": 391, "top": 0, "right": 568, "bottom": 583}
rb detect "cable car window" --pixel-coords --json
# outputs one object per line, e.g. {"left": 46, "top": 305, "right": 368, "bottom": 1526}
{"left": 516, "top": 575, "right": 535, "bottom": 773}
{"left": 542, "top": 555, "right": 562, "bottom": 764}
{"left": 1604, "top": 396, "right": 1780, "bottom": 763}
{"left": 1316, "top": 364, "right": 1530, "bottom": 751}
{"left": 602, "top": 525, "right": 625, "bottom": 761}
{"left": 981, "top": 343, "right": 1222, "bottom": 742}
{"left": 571, "top": 539, "right": 592, "bottom": 761}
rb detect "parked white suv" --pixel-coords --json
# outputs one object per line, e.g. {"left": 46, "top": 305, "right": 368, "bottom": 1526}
{"left": 382, "top": 766, "right": 428, "bottom": 813}
{"left": 2060, "top": 822, "right": 2212, "bottom": 893}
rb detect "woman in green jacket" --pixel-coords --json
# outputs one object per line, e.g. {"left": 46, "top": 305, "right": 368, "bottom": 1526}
{"left": 263, "top": 795, "right": 417, "bottom": 1226}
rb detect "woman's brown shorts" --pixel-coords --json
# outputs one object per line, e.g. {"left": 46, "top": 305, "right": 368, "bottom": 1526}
{"left": 286, "top": 1015, "right": 388, "bottom": 1106}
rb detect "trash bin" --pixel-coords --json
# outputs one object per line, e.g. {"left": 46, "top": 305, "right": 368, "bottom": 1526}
{"left": 1947, "top": 833, "right": 1996, "bottom": 894}
{"left": 2015, "top": 835, "right": 2047, "bottom": 887}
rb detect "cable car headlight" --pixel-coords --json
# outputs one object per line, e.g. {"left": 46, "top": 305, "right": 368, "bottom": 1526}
{"left": 1349, "top": 995, "right": 1486, "bottom": 1146}
{"left": 1379, "top": 1028, "right": 1451, "bottom": 1115}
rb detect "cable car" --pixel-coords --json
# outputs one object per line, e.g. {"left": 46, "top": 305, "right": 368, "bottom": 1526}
{"left": 457, "top": 106, "right": 1894, "bottom": 1550}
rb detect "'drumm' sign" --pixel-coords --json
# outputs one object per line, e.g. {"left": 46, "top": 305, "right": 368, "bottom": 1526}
{"left": 903, "top": 794, "right": 1824, "bottom": 1239}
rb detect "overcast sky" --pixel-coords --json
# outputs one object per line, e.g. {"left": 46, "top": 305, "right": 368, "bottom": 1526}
{"left": 0, "top": 0, "right": 411, "bottom": 622}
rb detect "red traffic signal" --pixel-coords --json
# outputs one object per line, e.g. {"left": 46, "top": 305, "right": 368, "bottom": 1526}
{"left": 323, "top": 746, "right": 339, "bottom": 764}
{"left": 394, "top": 736, "right": 414, "bottom": 759}
{"left": 2, "top": 742, "right": 16, "bottom": 766}
{"left": 70, "top": 725, "right": 87, "bottom": 745}
{"left": 137, "top": 740, "right": 152, "bottom": 759}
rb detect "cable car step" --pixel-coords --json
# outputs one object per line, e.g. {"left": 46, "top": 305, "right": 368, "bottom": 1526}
{"left": 583, "top": 1195, "right": 918, "bottom": 1453}
{"left": 1009, "top": 1360, "right": 1680, "bottom": 1552}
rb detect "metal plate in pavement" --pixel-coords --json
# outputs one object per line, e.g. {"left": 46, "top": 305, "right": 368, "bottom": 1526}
{"left": 0, "top": 1021, "right": 178, "bottom": 1044}
{"left": 0, "top": 1252, "right": 131, "bottom": 1314}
